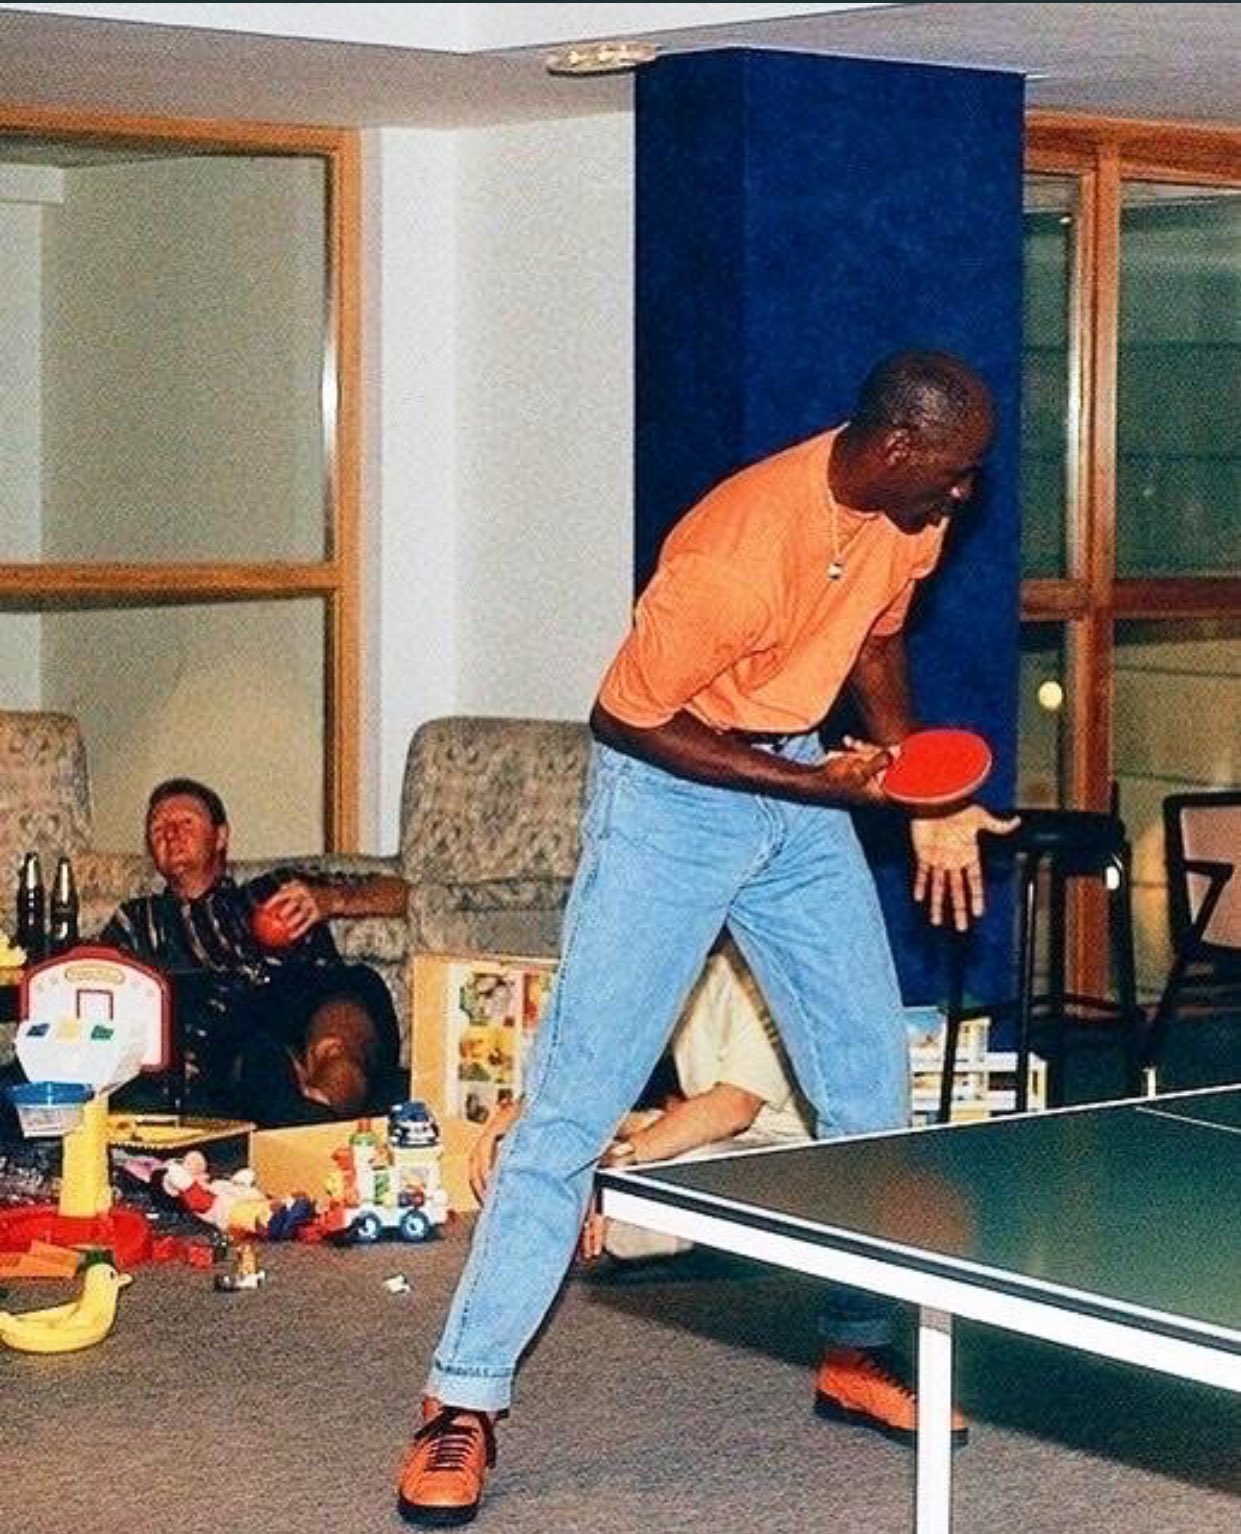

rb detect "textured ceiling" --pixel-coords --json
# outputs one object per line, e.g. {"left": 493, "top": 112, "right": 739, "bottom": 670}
{"left": 0, "top": 4, "right": 1235, "bottom": 133}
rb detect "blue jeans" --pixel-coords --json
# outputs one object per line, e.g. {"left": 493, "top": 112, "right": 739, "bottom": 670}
{"left": 427, "top": 736, "right": 911, "bottom": 1412}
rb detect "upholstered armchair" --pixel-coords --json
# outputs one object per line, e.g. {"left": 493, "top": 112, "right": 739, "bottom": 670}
{"left": 399, "top": 715, "right": 590, "bottom": 960}
{"left": 0, "top": 711, "right": 157, "bottom": 942}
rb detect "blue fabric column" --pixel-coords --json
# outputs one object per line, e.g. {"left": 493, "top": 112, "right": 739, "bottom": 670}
{"left": 635, "top": 50, "right": 1025, "bottom": 1010}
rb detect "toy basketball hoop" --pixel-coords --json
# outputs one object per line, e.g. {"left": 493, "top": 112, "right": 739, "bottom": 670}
{"left": 18, "top": 946, "right": 171, "bottom": 1088}
{"left": 0, "top": 948, "right": 167, "bottom": 1269}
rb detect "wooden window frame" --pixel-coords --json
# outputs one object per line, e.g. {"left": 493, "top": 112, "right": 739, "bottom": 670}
{"left": 1024, "top": 112, "right": 1241, "bottom": 804}
{"left": 1023, "top": 112, "right": 1240, "bottom": 984}
{"left": 0, "top": 104, "right": 362, "bottom": 848}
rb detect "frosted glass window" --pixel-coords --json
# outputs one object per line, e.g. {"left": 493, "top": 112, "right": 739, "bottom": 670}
{"left": 37, "top": 156, "right": 329, "bottom": 563}
{"left": 3, "top": 598, "right": 327, "bottom": 857}
{"left": 1117, "top": 186, "right": 1240, "bottom": 576}
{"left": 1021, "top": 177, "right": 1078, "bottom": 578}
{"left": 1114, "top": 618, "right": 1240, "bottom": 993}
{"left": 1018, "top": 626, "right": 1068, "bottom": 807}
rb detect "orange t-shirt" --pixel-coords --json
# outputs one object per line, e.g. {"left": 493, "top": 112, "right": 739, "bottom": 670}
{"left": 598, "top": 428, "right": 945, "bottom": 733}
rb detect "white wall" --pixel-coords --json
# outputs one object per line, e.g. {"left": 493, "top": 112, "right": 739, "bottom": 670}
{"left": 369, "top": 113, "right": 634, "bottom": 846}
{"left": 364, "top": 129, "right": 462, "bottom": 851}
{"left": 455, "top": 114, "right": 634, "bottom": 714}
{"left": 0, "top": 195, "right": 44, "bottom": 703}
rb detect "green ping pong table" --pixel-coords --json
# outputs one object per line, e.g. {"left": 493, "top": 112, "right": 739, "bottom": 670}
{"left": 598, "top": 1086, "right": 1241, "bottom": 1533}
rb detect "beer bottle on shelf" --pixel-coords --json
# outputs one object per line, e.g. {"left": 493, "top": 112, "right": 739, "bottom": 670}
{"left": 48, "top": 855, "right": 80, "bottom": 955}
{"left": 15, "top": 851, "right": 46, "bottom": 962}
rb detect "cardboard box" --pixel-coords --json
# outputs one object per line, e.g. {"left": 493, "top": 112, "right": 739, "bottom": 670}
{"left": 250, "top": 1118, "right": 367, "bottom": 1200}
{"left": 249, "top": 1113, "right": 452, "bottom": 1245}
{"left": 411, "top": 952, "right": 557, "bottom": 1211}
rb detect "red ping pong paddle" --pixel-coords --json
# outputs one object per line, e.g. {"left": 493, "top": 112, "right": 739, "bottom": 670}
{"left": 251, "top": 899, "right": 296, "bottom": 950}
{"left": 881, "top": 728, "right": 992, "bottom": 808}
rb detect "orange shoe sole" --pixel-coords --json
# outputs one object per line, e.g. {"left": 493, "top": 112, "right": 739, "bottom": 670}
{"left": 397, "top": 1489, "right": 482, "bottom": 1527}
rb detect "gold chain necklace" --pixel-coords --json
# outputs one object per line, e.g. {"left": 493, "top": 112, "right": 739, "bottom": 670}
{"left": 826, "top": 478, "right": 846, "bottom": 581}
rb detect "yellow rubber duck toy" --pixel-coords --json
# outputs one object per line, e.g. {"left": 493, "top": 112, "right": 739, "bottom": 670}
{"left": 0, "top": 1249, "right": 132, "bottom": 1354}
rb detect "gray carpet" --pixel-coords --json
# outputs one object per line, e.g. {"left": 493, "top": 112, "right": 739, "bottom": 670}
{"left": 2, "top": 1222, "right": 1238, "bottom": 1534}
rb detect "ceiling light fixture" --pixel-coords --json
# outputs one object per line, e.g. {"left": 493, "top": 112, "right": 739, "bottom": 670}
{"left": 544, "top": 40, "right": 658, "bottom": 77}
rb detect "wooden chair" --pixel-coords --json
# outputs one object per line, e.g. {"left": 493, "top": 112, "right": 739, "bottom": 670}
{"left": 1143, "top": 789, "right": 1241, "bottom": 1078}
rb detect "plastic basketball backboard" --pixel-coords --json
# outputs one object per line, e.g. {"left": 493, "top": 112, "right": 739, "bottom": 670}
{"left": 20, "top": 946, "right": 170, "bottom": 1078}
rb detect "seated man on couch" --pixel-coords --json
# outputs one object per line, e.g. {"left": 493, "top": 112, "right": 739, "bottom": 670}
{"left": 99, "top": 777, "right": 401, "bottom": 1127}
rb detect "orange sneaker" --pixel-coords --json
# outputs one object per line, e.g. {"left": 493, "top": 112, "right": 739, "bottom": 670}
{"left": 814, "top": 1347, "right": 969, "bottom": 1448}
{"left": 396, "top": 1402, "right": 497, "bottom": 1527}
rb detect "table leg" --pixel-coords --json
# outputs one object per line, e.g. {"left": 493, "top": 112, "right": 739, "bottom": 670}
{"left": 915, "top": 1306, "right": 955, "bottom": 1534}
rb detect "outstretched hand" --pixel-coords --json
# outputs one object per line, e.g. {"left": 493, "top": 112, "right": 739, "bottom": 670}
{"left": 911, "top": 805, "right": 1021, "bottom": 930}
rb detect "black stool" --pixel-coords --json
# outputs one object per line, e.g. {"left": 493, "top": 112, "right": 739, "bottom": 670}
{"left": 938, "top": 808, "right": 1146, "bottom": 1120}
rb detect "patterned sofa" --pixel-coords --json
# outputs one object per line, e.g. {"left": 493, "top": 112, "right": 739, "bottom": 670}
{"left": 0, "top": 711, "right": 592, "bottom": 1066}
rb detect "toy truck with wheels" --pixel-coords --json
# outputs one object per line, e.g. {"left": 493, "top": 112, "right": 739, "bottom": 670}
{"left": 321, "top": 1101, "right": 450, "bottom": 1246}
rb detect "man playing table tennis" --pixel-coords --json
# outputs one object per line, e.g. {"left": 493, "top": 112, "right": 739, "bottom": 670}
{"left": 399, "top": 350, "right": 1018, "bottom": 1526}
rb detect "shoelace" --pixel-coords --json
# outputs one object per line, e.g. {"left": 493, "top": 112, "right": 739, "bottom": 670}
{"left": 416, "top": 1410, "right": 496, "bottom": 1470}
{"left": 828, "top": 1348, "right": 915, "bottom": 1403}
{"left": 852, "top": 1353, "right": 914, "bottom": 1401}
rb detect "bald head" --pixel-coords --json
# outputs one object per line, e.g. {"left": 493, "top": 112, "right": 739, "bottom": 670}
{"left": 832, "top": 351, "right": 996, "bottom": 534}
{"left": 853, "top": 351, "right": 994, "bottom": 444}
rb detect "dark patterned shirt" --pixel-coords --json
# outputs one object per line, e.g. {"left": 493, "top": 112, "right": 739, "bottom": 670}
{"left": 98, "top": 868, "right": 338, "bottom": 988}
{"left": 98, "top": 869, "right": 397, "bottom": 1110}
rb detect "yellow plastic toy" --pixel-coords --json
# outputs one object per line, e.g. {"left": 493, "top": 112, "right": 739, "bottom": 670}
{"left": 0, "top": 1250, "right": 132, "bottom": 1354}
{"left": 0, "top": 950, "right": 170, "bottom": 1321}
